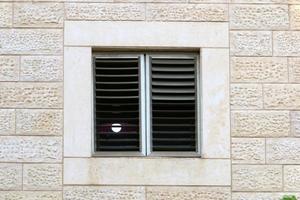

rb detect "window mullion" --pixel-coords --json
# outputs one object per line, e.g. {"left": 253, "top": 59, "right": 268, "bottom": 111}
{"left": 140, "top": 54, "right": 147, "bottom": 156}
{"left": 145, "top": 54, "right": 152, "bottom": 156}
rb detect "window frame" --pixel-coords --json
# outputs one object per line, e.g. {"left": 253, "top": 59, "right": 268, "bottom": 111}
{"left": 92, "top": 52, "right": 201, "bottom": 157}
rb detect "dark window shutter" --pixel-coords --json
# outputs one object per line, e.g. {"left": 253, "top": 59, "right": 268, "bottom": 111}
{"left": 150, "top": 57, "right": 197, "bottom": 152}
{"left": 94, "top": 57, "right": 140, "bottom": 152}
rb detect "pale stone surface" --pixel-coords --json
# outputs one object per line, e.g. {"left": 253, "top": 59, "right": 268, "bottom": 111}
{"left": 65, "top": 3, "right": 145, "bottom": 20}
{"left": 116, "top": 0, "right": 186, "bottom": 2}
{"left": 0, "top": 3, "right": 12, "bottom": 27}
{"left": 230, "top": 5, "right": 289, "bottom": 30}
{"left": 231, "top": 0, "right": 289, "bottom": 2}
{"left": 0, "top": 29, "right": 62, "bottom": 54}
{"left": 0, "top": 109, "right": 15, "bottom": 135}
{"left": 147, "top": 4, "right": 228, "bottom": 22}
{"left": 289, "top": 58, "right": 300, "bottom": 83}
{"left": 292, "top": 111, "right": 300, "bottom": 137}
{"left": 0, "top": 136, "right": 62, "bottom": 162}
{"left": 190, "top": 0, "right": 228, "bottom": 2}
{"left": 284, "top": 165, "right": 300, "bottom": 191}
{"left": 64, "top": 186, "right": 145, "bottom": 200}
{"left": 201, "top": 48, "right": 230, "bottom": 159}
{"left": 264, "top": 84, "right": 300, "bottom": 109}
{"left": 290, "top": 5, "right": 300, "bottom": 30}
{"left": 0, "top": 82, "right": 63, "bottom": 108}
{"left": 0, "top": 164, "right": 22, "bottom": 190}
{"left": 14, "top": 3, "right": 63, "bottom": 27}
{"left": 232, "top": 165, "right": 282, "bottom": 192}
{"left": 20, "top": 56, "right": 63, "bottom": 81}
{"left": 146, "top": 187, "right": 231, "bottom": 200}
{"left": 232, "top": 138, "right": 265, "bottom": 164}
{"left": 230, "top": 84, "right": 263, "bottom": 109}
{"left": 231, "top": 57, "right": 288, "bottom": 83}
{"left": 230, "top": 31, "right": 272, "bottom": 56}
{"left": 267, "top": 138, "right": 300, "bottom": 164}
{"left": 23, "top": 164, "right": 62, "bottom": 190}
{"left": 0, "top": 56, "right": 19, "bottom": 81}
{"left": 0, "top": 191, "right": 62, "bottom": 200}
{"left": 64, "top": 21, "right": 229, "bottom": 47}
{"left": 16, "top": 109, "right": 63, "bottom": 135}
{"left": 274, "top": 31, "right": 300, "bottom": 56}
{"left": 231, "top": 111, "right": 290, "bottom": 137}
{"left": 64, "top": 158, "right": 231, "bottom": 185}
{"left": 232, "top": 193, "right": 300, "bottom": 200}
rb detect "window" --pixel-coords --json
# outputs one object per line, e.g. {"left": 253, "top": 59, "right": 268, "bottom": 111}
{"left": 93, "top": 53, "right": 201, "bottom": 156}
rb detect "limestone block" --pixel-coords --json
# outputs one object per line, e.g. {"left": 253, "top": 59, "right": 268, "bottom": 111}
{"left": 20, "top": 56, "right": 63, "bottom": 81}
{"left": 0, "top": 136, "right": 62, "bottom": 162}
{"left": 0, "top": 29, "right": 62, "bottom": 54}
{"left": 231, "top": 0, "right": 288, "bottom": 2}
{"left": 116, "top": 0, "right": 186, "bottom": 2}
{"left": 274, "top": 31, "right": 300, "bottom": 56}
{"left": 23, "top": 164, "right": 62, "bottom": 190}
{"left": 232, "top": 193, "right": 300, "bottom": 200}
{"left": 284, "top": 165, "right": 300, "bottom": 191}
{"left": 16, "top": 109, "right": 62, "bottom": 135}
{"left": 231, "top": 111, "right": 290, "bottom": 137}
{"left": 190, "top": 0, "right": 228, "bottom": 2}
{"left": 146, "top": 4, "right": 228, "bottom": 21}
{"left": 230, "top": 5, "right": 288, "bottom": 30}
{"left": 292, "top": 111, "right": 300, "bottom": 137}
{"left": 146, "top": 187, "right": 231, "bottom": 200}
{"left": 267, "top": 138, "right": 300, "bottom": 164}
{"left": 264, "top": 84, "right": 300, "bottom": 109}
{"left": 0, "top": 3, "right": 12, "bottom": 27}
{"left": 0, "top": 191, "right": 62, "bottom": 200}
{"left": 230, "top": 84, "right": 263, "bottom": 109}
{"left": 65, "top": 3, "right": 145, "bottom": 20}
{"left": 230, "top": 31, "right": 272, "bottom": 56}
{"left": 0, "top": 56, "right": 19, "bottom": 81}
{"left": 231, "top": 57, "right": 288, "bottom": 83}
{"left": 290, "top": 5, "right": 300, "bottom": 30}
{"left": 0, "top": 109, "right": 15, "bottom": 135}
{"left": 289, "top": 58, "right": 300, "bottom": 83}
{"left": 64, "top": 186, "right": 145, "bottom": 200}
{"left": 0, "top": 164, "right": 22, "bottom": 190}
{"left": 0, "top": 82, "right": 63, "bottom": 108}
{"left": 232, "top": 138, "right": 265, "bottom": 164}
{"left": 232, "top": 165, "right": 282, "bottom": 192}
{"left": 14, "top": 3, "right": 63, "bottom": 27}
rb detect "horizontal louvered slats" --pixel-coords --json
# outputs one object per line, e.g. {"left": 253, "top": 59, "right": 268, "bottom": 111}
{"left": 151, "top": 57, "right": 196, "bottom": 152}
{"left": 94, "top": 57, "right": 140, "bottom": 152}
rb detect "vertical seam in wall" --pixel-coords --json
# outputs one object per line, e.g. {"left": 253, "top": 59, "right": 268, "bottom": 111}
{"left": 62, "top": 1, "right": 65, "bottom": 198}
{"left": 228, "top": 1, "right": 232, "bottom": 197}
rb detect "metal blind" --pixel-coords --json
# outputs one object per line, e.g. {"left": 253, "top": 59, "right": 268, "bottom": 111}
{"left": 94, "top": 57, "right": 140, "bottom": 151}
{"left": 150, "top": 57, "right": 197, "bottom": 152}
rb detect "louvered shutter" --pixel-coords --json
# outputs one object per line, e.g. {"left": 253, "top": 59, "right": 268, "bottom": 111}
{"left": 150, "top": 57, "right": 197, "bottom": 152}
{"left": 94, "top": 57, "right": 140, "bottom": 152}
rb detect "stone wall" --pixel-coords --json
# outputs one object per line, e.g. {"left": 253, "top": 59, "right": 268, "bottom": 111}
{"left": 0, "top": 0, "right": 299, "bottom": 200}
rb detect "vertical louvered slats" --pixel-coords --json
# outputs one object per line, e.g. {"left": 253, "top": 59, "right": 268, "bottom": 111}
{"left": 150, "top": 57, "right": 197, "bottom": 152}
{"left": 94, "top": 57, "right": 140, "bottom": 152}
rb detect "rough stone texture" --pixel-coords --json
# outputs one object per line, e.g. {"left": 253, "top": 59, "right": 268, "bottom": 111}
{"left": 231, "top": 57, "right": 288, "bottom": 83}
{"left": 20, "top": 56, "right": 63, "bottom": 81}
{"left": 64, "top": 186, "right": 145, "bottom": 200}
{"left": 190, "top": 0, "right": 228, "bottom": 2}
{"left": 289, "top": 58, "right": 300, "bottom": 83}
{"left": 230, "top": 5, "right": 289, "bottom": 30}
{"left": 146, "top": 187, "right": 231, "bottom": 200}
{"left": 232, "top": 193, "right": 300, "bottom": 200}
{"left": 267, "top": 138, "right": 300, "bottom": 164}
{"left": 264, "top": 84, "right": 300, "bottom": 109}
{"left": 284, "top": 165, "right": 300, "bottom": 191}
{"left": 0, "top": 83, "right": 63, "bottom": 108}
{"left": 14, "top": 3, "right": 63, "bottom": 27}
{"left": 232, "top": 138, "right": 265, "bottom": 164}
{"left": 0, "top": 136, "right": 62, "bottom": 162}
{"left": 0, "top": 191, "right": 62, "bottom": 200}
{"left": 290, "top": 5, "right": 300, "bottom": 30}
{"left": 0, "top": 29, "right": 62, "bottom": 54}
{"left": 230, "top": 84, "right": 263, "bottom": 109}
{"left": 16, "top": 109, "right": 63, "bottom": 135}
{"left": 274, "top": 31, "right": 300, "bottom": 56}
{"left": 231, "top": 0, "right": 291, "bottom": 2}
{"left": 230, "top": 31, "right": 272, "bottom": 56}
{"left": 292, "top": 111, "right": 300, "bottom": 137}
{"left": 146, "top": 4, "right": 228, "bottom": 22}
{"left": 0, "top": 56, "right": 19, "bottom": 81}
{"left": 0, "top": 164, "right": 22, "bottom": 190}
{"left": 23, "top": 164, "right": 62, "bottom": 190}
{"left": 232, "top": 165, "right": 282, "bottom": 192}
{"left": 0, "top": 109, "right": 15, "bottom": 135}
{"left": 65, "top": 3, "right": 145, "bottom": 20}
{"left": 231, "top": 111, "right": 290, "bottom": 137}
{"left": 0, "top": 3, "right": 12, "bottom": 27}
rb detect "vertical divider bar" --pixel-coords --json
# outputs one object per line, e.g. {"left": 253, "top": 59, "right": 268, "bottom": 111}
{"left": 196, "top": 53, "right": 202, "bottom": 156}
{"left": 145, "top": 55, "right": 152, "bottom": 156}
{"left": 140, "top": 54, "right": 146, "bottom": 156}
